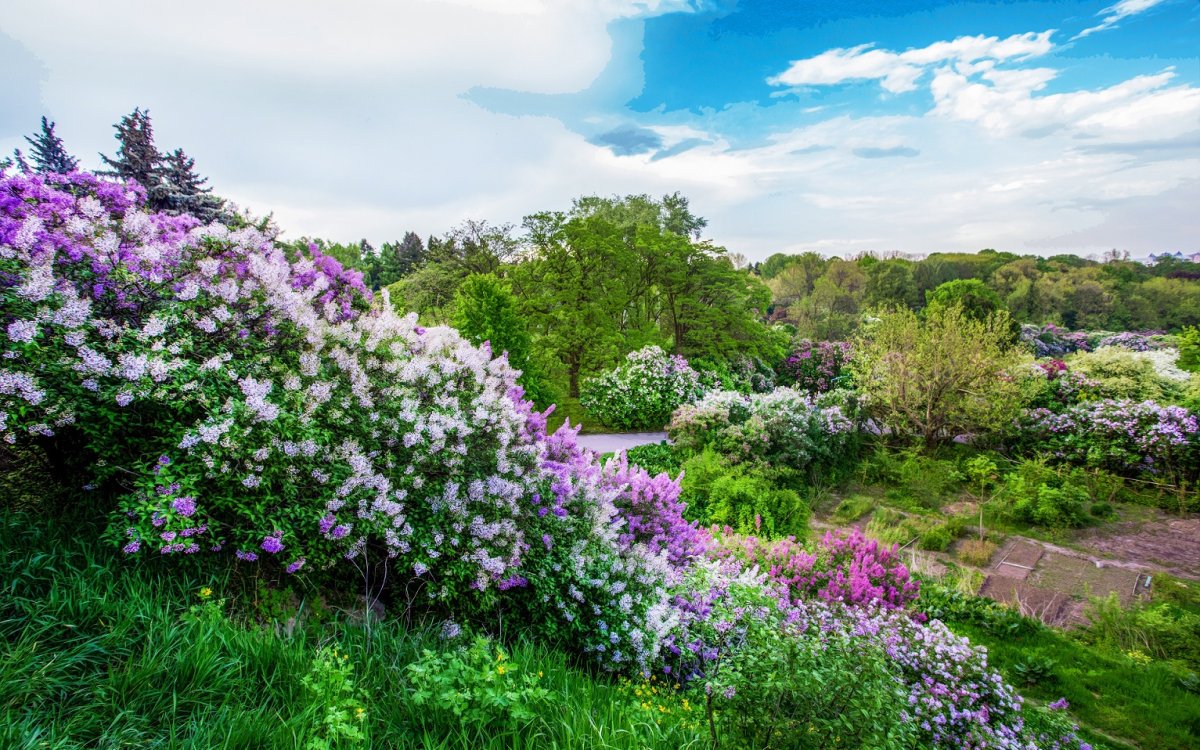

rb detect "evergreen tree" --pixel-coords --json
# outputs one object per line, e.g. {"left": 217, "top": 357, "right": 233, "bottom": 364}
{"left": 22, "top": 116, "right": 79, "bottom": 173}
{"left": 160, "top": 148, "right": 225, "bottom": 223}
{"left": 100, "top": 108, "right": 166, "bottom": 204}
{"left": 9, "top": 150, "right": 31, "bottom": 173}
{"left": 369, "top": 231, "right": 425, "bottom": 288}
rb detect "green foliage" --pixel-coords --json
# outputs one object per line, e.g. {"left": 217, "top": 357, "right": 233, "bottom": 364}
{"left": 859, "top": 447, "right": 964, "bottom": 510}
{"left": 303, "top": 646, "right": 368, "bottom": 749}
{"left": 918, "top": 523, "right": 954, "bottom": 552}
{"left": 865, "top": 507, "right": 923, "bottom": 546}
{"left": 678, "top": 450, "right": 810, "bottom": 538}
{"left": 925, "top": 279, "right": 1006, "bottom": 322}
{"left": 406, "top": 636, "right": 551, "bottom": 730}
{"left": 622, "top": 442, "right": 683, "bottom": 478}
{"left": 992, "top": 460, "right": 1092, "bottom": 530}
{"left": 1080, "top": 594, "right": 1200, "bottom": 671}
{"left": 692, "top": 573, "right": 914, "bottom": 750}
{"left": 707, "top": 470, "right": 810, "bottom": 540}
{"left": 1179, "top": 326, "right": 1200, "bottom": 373}
{"left": 452, "top": 272, "right": 554, "bottom": 407}
{"left": 830, "top": 494, "right": 875, "bottom": 524}
{"left": 1065, "top": 347, "right": 1177, "bottom": 402}
{"left": 678, "top": 448, "right": 731, "bottom": 519}
{"left": 1010, "top": 655, "right": 1059, "bottom": 687}
{"left": 852, "top": 304, "right": 1026, "bottom": 446}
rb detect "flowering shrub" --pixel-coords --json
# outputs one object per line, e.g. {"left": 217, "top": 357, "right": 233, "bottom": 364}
{"left": 579, "top": 346, "right": 703, "bottom": 430}
{"left": 1096, "top": 330, "right": 1166, "bottom": 352}
{"left": 664, "top": 560, "right": 1044, "bottom": 750}
{"left": 693, "top": 355, "right": 776, "bottom": 394}
{"left": 0, "top": 170, "right": 546, "bottom": 600}
{"left": 667, "top": 388, "right": 854, "bottom": 475}
{"left": 603, "top": 451, "right": 710, "bottom": 567}
{"left": 1065, "top": 347, "right": 1180, "bottom": 402}
{"left": 1019, "top": 324, "right": 1091, "bottom": 358}
{"left": 714, "top": 528, "right": 919, "bottom": 610}
{"left": 780, "top": 339, "right": 851, "bottom": 393}
{"left": 502, "top": 418, "right": 681, "bottom": 671}
{"left": 1020, "top": 399, "right": 1200, "bottom": 483}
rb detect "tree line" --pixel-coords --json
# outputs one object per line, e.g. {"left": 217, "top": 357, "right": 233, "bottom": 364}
{"left": 7, "top": 110, "right": 1199, "bottom": 403}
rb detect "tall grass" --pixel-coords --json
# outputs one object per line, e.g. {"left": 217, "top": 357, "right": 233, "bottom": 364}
{"left": 0, "top": 510, "right": 706, "bottom": 749}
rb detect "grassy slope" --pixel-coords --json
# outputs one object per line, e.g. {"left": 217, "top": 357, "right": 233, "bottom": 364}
{"left": 0, "top": 510, "right": 707, "bottom": 750}
{"left": 544, "top": 398, "right": 609, "bottom": 435}
{"left": 940, "top": 617, "right": 1200, "bottom": 750}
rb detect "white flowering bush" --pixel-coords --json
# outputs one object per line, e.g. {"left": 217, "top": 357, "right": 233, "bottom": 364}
{"left": 580, "top": 346, "right": 703, "bottom": 430}
{"left": 0, "top": 171, "right": 542, "bottom": 599}
{"left": 668, "top": 387, "right": 854, "bottom": 475}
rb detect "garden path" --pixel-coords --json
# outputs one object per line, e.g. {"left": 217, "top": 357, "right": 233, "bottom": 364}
{"left": 576, "top": 432, "right": 668, "bottom": 455}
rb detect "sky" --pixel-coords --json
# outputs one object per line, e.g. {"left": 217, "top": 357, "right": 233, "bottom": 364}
{"left": 2, "top": 0, "right": 1197, "bottom": 260}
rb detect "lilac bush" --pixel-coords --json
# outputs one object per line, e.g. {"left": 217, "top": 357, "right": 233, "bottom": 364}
{"left": 1021, "top": 399, "right": 1200, "bottom": 483}
{"left": 713, "top": 528, "right": 920, "bottom": 610}
{"left": 780, "top": 339, "right": 852, "bottom": 393}
{"left": 667, "top": 387, "right": 854, "bottom": 474}
{"left": 663, "top": 559, "right": 1053, "bottom": 750}
{"left": 1095, "top": 330, "right": 1166, "bottom": 352}
{"left": 505, "top": 416, "right": 681, "bottom": 671}
{"left": 0, "top": 170, "right": 543, "bottom": 597}
{"left": 1019, "top": 325, "right": 1091, "bottom": 358}
{"left": 579, "top": 345, "right": 703, "bottom": 430}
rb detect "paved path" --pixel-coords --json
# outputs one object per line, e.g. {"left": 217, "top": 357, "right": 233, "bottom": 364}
{"left": 576, "top": 432, "right": 668, "bottom": 454}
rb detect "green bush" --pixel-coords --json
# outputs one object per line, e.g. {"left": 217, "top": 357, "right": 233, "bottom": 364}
{"left": 1065, "top": 347, "right": 1179, "bottom": 402}
{"left": 688, "top": 572, "right": 914, "bottom": 750}
{"left": 861, "top": 448, "right": 964, "bottom": 510}
{"left": 993, "top": 459, "right": 1089, "bottom": 530}
{"left": 918, "top": 524, "right": 954, "bottom": 552}
{"left": 678, "top": 450, "right": 811, "bottom": 538}
{"left": 707, "top": 471, "right": 810, "bottom": 540}
{"left": 406, "top": 635, "right": 552, "bottom": 729}
{"left": 831, "top": 494, "right": 875, "bottom": 523}
{"left": 619, "top": 442, "right": 683, "bottom": 479}
{"left": 580, "top": 346, "right": 703, "bottom": 430}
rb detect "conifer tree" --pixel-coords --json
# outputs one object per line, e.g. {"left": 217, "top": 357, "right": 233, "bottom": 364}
{"left": 23, "top": 116, "right": 79, "bottom": 174}
{"left": 160, "top": 147, "right": 225, "bottom": 223}
{"left": 100, "top": 108, "right": 166, "bottom": 204}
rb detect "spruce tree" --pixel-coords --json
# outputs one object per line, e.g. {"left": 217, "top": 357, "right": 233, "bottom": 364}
{"left": 23, "top": 116, "right": 79, "bottom": 174}
{"left": 100, "top": 108, "right": 166, "bottom": 205}
{"left": 370, "top": 231, "right": 426, "bottom": 288}
{"left": 160, "top": 148, "right": 225, "bottom": 223}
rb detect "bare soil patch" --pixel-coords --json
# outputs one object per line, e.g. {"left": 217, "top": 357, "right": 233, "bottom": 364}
{"left": 1073, "top": 516, "right": 1200, "bottom": 580}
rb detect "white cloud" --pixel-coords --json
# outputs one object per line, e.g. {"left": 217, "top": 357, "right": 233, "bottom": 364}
{"left": 1074, "top": 0, "right": 1169, "bottom": 40}
{"left": 767, "top": 31, "right": 1053, "bottom": 94}
{"left": 1, "top": 2, "right": 1196, "bottom": 261}
{"left": 930, "top": 67, "right": 1200, "bottom": 140}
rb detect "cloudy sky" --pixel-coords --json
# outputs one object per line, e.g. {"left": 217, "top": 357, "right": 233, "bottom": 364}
{"left": 2, "top": 0, "right": 1197, "bottom": 259}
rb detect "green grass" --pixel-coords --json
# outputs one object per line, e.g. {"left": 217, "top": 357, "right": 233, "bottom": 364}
{"left": 0, "top": 510, "right": 707, "bottom": 749}
{"left": 941, "top": 615, "right": 1200, "bottom": 750}
{"left": 544, "top": 397, "right": 611, "bottom": 435}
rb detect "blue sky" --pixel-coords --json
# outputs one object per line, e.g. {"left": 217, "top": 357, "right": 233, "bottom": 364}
{"left": 2, "top": 0, "right": 1197, "bottom": 258}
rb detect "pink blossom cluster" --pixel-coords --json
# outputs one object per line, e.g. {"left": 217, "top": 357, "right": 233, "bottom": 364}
{"left": 713, "top": 528, "right": 919, "bottom": 609}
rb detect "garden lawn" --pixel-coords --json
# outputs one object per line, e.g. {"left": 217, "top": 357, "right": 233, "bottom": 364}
{"left": 0, "top": 509, "right": 708, "bottom": 750}
{"left": 544, "top": 397, "right": 611, "bottom": 435}
{"left": 942, "top": 617, "right": 1200, "bottom": 750}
